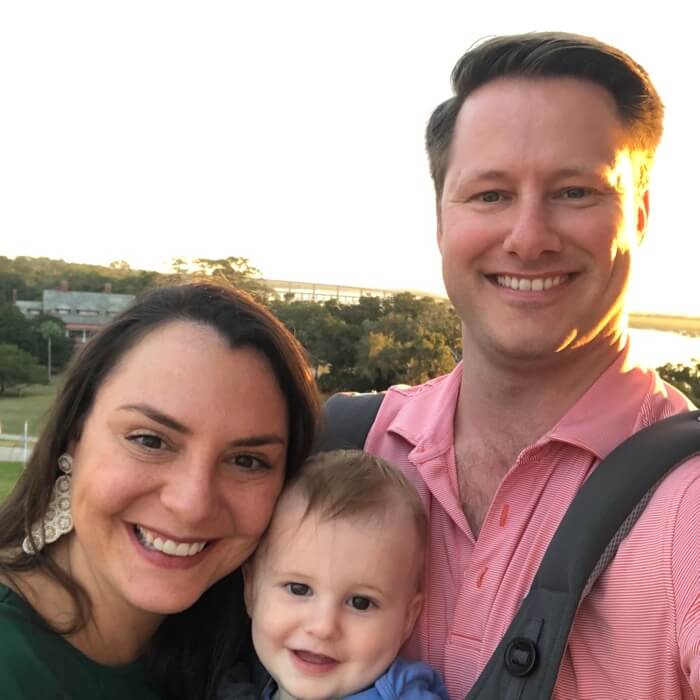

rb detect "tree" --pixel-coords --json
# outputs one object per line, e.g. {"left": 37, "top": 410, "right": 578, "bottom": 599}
{"left": 269, "top": 300, "right": 346, "bottom": 378}
{"left": 171, "top": 256, "right": 270, "bottom": 301}
{"left": 0, "top": 344, "right": 46, "bottom": 393}
{"left": 0, "top": 304, "right": 40, "bottom": 358}
{"left": 271, "top": 292, "right": 461, "bottom": 393}
{"left": 657, "top": 361, "right": 700, "bottom": 407}
{"left": 355, "top": 309, "right": 457, "bottom": 389}
{"left": 35, "top": 317, "right": 73, "bottom": 375}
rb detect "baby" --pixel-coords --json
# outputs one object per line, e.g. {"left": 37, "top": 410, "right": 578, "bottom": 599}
{"left": 243, "top": 449, "right": 448, "bottom": 700}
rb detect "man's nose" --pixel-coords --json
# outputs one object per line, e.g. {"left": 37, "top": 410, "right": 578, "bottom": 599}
{"left": 503, "top": 197, "right": 561, "bottom": 260}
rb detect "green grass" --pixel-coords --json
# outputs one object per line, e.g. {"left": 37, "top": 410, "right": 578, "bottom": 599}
{"left": 0, "top": 381, "right": 58, "bottom": 436}
{"left": 0, "top": 461, "right": 23, "bottom": 502}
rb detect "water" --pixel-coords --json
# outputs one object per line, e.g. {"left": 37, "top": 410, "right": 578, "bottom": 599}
{"left": 628, "top": 329, "right": 700, "bottom": 368}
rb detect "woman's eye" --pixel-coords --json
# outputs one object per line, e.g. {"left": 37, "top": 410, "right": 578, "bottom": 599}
{"left": 286, "top": 582, "right": 311, "bottom": 597}
{"left": 128, "top": 433, "right": 165, "bottom": 450}
{"left": 231, "top": 454, "right": 268, "bottom": 470}
{"left": 348, "top": 596, "right": 374, "bottom": 611}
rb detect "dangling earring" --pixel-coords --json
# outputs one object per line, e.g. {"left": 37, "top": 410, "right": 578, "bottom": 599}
{"left": 22, "top": 453, "right": 74, "bottom": 555}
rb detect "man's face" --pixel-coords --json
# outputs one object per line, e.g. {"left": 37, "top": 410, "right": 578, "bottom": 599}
{"left": 438, "top": 77, "right": 647, "bottom": 367}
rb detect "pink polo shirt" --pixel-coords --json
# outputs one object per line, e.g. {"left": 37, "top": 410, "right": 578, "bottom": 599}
{"left": 365, "top": 349, "right": 700, "bottom": 699}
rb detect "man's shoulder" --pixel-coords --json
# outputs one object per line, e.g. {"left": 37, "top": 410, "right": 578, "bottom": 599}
{"left": 381, "top": 365, "right": 461, "bottom": 412}
{"left": 368, "top": 367, "right": 461, "bottom": 447}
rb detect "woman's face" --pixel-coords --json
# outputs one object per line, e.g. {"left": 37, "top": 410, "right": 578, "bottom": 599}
{"left": 64, "top": 320, "right": 289, "bottom": 621}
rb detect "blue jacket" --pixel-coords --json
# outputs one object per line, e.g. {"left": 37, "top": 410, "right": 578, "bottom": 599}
{"left": 261, "top": 657, "right": 449, "bottom": 700}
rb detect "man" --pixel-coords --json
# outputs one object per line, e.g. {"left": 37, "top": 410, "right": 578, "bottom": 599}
{"left": 363, "top": 33, "right": 700, "bottom": 699}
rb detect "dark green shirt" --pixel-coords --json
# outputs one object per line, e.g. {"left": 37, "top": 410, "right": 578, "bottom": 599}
{"left": 0, "top": 583, "right": 161, "bottom": 700}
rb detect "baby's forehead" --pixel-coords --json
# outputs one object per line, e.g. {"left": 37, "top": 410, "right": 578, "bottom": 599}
{"left": 257, "top": 490, "right": 420, "bottom": 560}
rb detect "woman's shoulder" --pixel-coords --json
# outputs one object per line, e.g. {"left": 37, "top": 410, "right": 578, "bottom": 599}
{"left": 0, "top": 584, "right": 71, "bottom": 698}
{"left": 0, "top": 584, "right": 161, "bottom": 700}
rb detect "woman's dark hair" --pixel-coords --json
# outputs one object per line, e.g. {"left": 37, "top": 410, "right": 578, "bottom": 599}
{"left": 426, "top": 31, "right": 664, "bottom": 200}
{"left": 0, "top": 282, "right": 320, "bottom": 699}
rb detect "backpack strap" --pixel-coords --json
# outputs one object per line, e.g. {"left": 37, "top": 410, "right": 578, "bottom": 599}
{"left": 466, "top": 409, "right": 700, "bottom": 700}
{"left": 314, "top": 392, "right": 385, "bottom": 452}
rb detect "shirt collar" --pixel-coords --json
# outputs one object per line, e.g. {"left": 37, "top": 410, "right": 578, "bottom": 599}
{"left": 543, "top": 344, "right": 659, "bottom": 460}
{"left": 387, "top": 344, "right": 663, "bottom": 463}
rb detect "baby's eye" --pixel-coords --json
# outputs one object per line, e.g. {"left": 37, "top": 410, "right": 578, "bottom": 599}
{"left": 348, "top": 596, "right": 374, "bottom": 611}
{"left": 286, "top": 582, "right": 311, "bottom": 597}
{"left": 127, "top": 433, "right": 166, "bottom": 450}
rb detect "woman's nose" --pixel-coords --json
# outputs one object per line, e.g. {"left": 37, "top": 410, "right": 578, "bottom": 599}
{"left": 159, "top": 458, "right": 219, "bottom": 525}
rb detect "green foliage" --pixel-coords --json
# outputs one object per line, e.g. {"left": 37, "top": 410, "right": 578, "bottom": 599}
{"left": 0, "top": 305, "right": 40, "bottom": 357}
{"left": 179, "top": 257, "right": 270, "bottom": 302}
{"left": 273, "top": 293, "right": 462, "bottom": 393}
{"left": 35, "top": 316, "right": 73, "bottom": 372}
{"left": 0, "top": 462, "right": 24, "bottom": 503}
{"left": 0, "top": 256, "right": 159, "bottom": 301}
{"left": 0, "top": 381, "right": 58, "bottom": 434}
{"left": 657, "top": 360, "right": 700, "bottom": 407}
{"left": 0, "top": 305, "right": 73, "bottom": 373}
{"left": 0, "top": 344, "right": 46, "bottom": 393}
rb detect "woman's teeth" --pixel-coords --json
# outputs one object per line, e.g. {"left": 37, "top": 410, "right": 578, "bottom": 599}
{"left": 134, "top": 525, "right": 207, "bottom": 557}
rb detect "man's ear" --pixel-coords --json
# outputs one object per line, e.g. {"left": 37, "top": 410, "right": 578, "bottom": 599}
{"left": 242, "top": 561, "right": 255, "bottom": 617}
{"left": 435, "top": 198, "right": 444, "bottom": 253}
{"left": 402, "top": 592, "right": 424, "bottom": 644}
{"left": 637, "top": 190, "right": 650, "bottom": 244}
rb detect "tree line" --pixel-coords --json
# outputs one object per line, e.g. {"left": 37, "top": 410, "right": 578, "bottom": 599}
{"left": 0, "top": 255, "right": 698, "bottom": 404}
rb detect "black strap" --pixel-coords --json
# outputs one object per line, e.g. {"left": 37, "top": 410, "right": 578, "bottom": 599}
{"left": 314, "top": 392, "right": 385, "bottom": 452}
{"left": 317, "top": 395, "right": 700, "bottom": 699}
{"left": 466, "top": 409, "right": 700, "bottom": 699}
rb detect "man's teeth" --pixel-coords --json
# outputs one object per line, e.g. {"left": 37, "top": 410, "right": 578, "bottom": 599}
{"left": 134, "top": 525, "right": 207, "bottom": 557}
{"left": 496, "top": 274, "right": 567, "bottom": 291}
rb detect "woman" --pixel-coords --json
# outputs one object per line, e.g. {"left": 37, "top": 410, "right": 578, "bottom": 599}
{"left": 0, "top": 282, "right": 319, "bottom": 699}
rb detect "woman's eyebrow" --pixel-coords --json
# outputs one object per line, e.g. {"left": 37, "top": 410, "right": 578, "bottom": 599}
{"left": 118, "top": 403, "right": 286, "bottom": 446}
{"left": 228, "top": 435, "right": 287, "bottom": 448}
{"left": 119, "top": 403, "right": 191, "bottom": 434}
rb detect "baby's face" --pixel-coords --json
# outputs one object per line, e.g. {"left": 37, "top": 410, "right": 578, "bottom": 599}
{"left": 244, "top": 495, "right": 423, "bottom": 700}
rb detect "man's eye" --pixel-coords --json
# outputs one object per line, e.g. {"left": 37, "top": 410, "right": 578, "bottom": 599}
{"left": 348, "top": 596, "right": 374, "bottom": 611}
{"left": 286, "top": 582, "right": 311, "bottom": 597}
{"left": 478, "top": 191, "right": 502, "bottom": 203}
{"left": 562, "top": 187, "right": 590, "bottom": 199}
{"left": 128, "top": 433, "right": 165, "bottom": 450}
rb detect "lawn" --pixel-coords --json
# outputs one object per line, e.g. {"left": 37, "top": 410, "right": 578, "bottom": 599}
{"left": 0, "top": 461, "right": 23, "bottom": 502}
{"left": 0, "top": 381, "right": 59, "bottom": 436}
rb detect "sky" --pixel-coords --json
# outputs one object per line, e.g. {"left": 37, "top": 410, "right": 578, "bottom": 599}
{"left": 1, "top": 0, "right": 697, "bottom": 316}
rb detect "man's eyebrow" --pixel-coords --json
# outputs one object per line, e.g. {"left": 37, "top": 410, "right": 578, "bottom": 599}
{"left": 461, "top": 167, "right": 600, "bottom": 181}
{"left": 119, "top": 403, "right": 190, "bottom": 433}
{"left": 459, "top": 169, "right": 509, "bottom": 181}
{"left": 550, "top": 167, "right": 601, "bottom": 178}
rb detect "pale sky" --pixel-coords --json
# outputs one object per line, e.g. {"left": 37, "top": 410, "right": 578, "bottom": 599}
{"left": 1, "top": 1, "right": 697, "bottom": 316}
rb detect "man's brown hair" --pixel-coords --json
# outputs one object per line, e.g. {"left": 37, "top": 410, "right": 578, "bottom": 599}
{"left": 426, "top": 32, "right": 664, "bottom": 199}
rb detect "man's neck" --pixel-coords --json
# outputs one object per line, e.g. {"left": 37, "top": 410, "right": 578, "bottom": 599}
{"left": 456, "top": 332, "right": 626, "bottom": 461}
